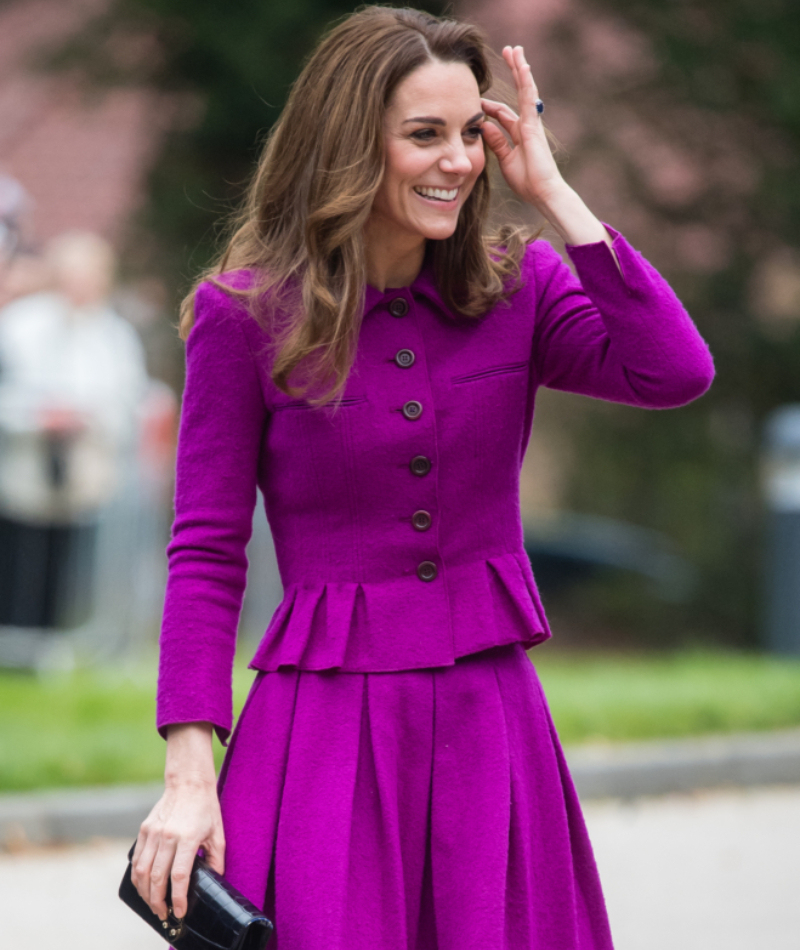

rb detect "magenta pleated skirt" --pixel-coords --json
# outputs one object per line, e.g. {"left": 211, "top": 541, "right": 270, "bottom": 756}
{"left": 216, "top": 643, "right": 614, "bottom": 950}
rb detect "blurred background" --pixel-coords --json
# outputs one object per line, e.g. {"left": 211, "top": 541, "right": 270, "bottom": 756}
{"left": 2, "top": 3, "right": 800, "bottom": 948}
{"left": 1, "top": 0, "right": 799, "bottom": 785}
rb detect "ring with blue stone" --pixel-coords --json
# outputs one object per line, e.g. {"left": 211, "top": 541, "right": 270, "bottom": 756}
{"left": 535, "top": 98, "right": 544, "bottom": 115}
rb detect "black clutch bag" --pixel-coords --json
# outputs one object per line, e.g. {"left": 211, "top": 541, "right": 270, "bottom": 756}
{"left": 119, "top": 840, "right": 274, "bottom": 950}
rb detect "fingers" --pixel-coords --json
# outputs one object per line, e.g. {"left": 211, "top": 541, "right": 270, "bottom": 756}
{"left": 482, "top": 43, "right": 540, "bottom": 141}
{"left": 167, "top": 833, "right": 225, "bottom": 919}
{"left": 481, "top": 98, "right": 520, "bottom": 142}
{"left": 149, "top": 835, "right": 179, "bottom": 921}
{"left": 502, "top": 45, "right": 541, "bottom": 125}
{"left": 203, "top": 833, "right": 226, "bottom": 877}
{"left": 131, "top": 780, "right": 225, "bottom": 922}
{"left": 480, "top": 118, "right": 512, "bottom": 160}
{"left": 131, "top": 828, "right": 170, "bottom": 921}
{"left": 131, "top": 805, "right": 226, "bottom": 922}
{"left": 168, "top": 842, "right": 198, "bottom": 920}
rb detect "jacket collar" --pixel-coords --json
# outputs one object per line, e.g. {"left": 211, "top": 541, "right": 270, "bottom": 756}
{"left": 363, "top": 246, "right": 452, "bottom": 319}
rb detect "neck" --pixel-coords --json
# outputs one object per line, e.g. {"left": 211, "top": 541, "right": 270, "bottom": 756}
{"left": 363, "top": 219, "right": 426, "bottom": 291}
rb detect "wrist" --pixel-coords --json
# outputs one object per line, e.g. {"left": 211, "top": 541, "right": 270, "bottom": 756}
{"left": 533, "top": 184, "right": 609, "bottom": 248}
{"left": 164, "top": 722, "right": 216, "bottom": 785}
{"left": 527, "top": 181, "right": 577, "bottom": 219}
{"left": 164, "top": 769, "right": 218, "bottom": 789}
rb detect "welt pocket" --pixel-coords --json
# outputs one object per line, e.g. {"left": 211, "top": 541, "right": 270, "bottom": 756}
{"left": 273, "top": 394, "right": 368, "bottom": 412}
{"left": 451, "top": 360, "right": 528, "bottom": 384}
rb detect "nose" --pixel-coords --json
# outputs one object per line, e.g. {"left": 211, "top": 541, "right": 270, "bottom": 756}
{"left": 439, "top": 138, "right": 473, "bottom": 176}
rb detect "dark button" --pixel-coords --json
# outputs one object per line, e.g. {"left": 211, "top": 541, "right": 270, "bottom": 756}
{"left": 412, "top": 510, "right": 432, "bottom": 531}
{"left": 389, "top": 297, "right": 409, "bottom": 317}
{"left": 395, "top": 348, "right": 415, "bottom": 368}
{"left": 402, "top": 400, "right": 423, "bottom": 420}
{"left": 410, "top": 455, "right": 431, "bottom": 476}
{"left": 417, "top": 560, "right": 438, "bottom": 582}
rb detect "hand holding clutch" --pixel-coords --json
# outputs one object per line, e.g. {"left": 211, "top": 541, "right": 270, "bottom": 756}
{"left": 119, "top": 840, "right": 274, "bottom": 950}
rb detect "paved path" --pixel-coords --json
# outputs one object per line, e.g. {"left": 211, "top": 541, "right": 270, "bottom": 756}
{"left": 2, "top": 785, "right": 799, "bottom": 949}
{"left": 588, "top": 785, "right": 800, "bottom": 949}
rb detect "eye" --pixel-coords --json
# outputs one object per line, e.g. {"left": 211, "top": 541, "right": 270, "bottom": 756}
{"left": 410, "top": 128, "right": 437, "bottom": 142}
{"left": 465, "top": 124, "right": 484, "bottom": 139}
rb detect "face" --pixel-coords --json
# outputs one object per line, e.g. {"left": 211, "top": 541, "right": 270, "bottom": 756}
{"left": 50, "top": 242, "right": 114, "bottom": 308}
{"left": 369, "top": 59, "right": 486, "bottom": 247}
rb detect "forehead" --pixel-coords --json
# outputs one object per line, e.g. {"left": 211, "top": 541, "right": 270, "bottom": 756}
{"left": 386, "top": 60, "right": 482, "bottom": 118}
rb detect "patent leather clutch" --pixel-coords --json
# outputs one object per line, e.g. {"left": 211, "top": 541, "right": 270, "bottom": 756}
{"left": 119, "top": 840, "right": 274, "bottom": 950}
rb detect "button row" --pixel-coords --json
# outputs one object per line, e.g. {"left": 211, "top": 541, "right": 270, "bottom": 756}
{"left": 387, "top": 311, "right": 434, "bottom": 579}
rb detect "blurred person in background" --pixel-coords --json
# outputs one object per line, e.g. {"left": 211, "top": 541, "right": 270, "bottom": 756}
{"left": 0, "top": 174, "right": 48, "bottom": 308}
{"left": 0, "top": 174, "right": 27, "bottom": 268}
{"left": 0, "top": 230, "right": 149, "bottom": 629}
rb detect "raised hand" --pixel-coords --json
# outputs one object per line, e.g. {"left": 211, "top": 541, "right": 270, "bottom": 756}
{"left": 481, "top": 45, "right": 566, "bottom": 209}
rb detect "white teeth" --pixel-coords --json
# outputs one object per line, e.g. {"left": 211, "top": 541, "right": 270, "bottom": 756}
{"left": 414, "top": 186, "right": 458, "bottom": 201}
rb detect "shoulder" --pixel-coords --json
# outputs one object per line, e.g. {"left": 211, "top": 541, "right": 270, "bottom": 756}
{"left": 488, "top": 238, "right": 566, "bottom": 293}
{"left": 488, "top": 239, "right": 565, "bottom": 315}
{"left": 519, "top": 237, "right": 567, "bottom": 283}
{"left": 188, "top": 270, "right": 270, "bottom": 353}
{"left": 194, "top": 269, "right": 258, "bottom": 319}
{"left": 185, "top": 270, "right": 279, "bottom": 385}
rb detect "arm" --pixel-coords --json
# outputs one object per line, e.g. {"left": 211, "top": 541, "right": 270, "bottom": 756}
{"left": 134, "top": 279, "right": 266, "bottom": 918}
{"left": 481, "top": 45, "right": 715, "bottom": 408}
{"left": 529, "top": 220, "right": 715, "bottom": 408}
{"left": 156, "top": 278, "right": 268, "bottom": 745}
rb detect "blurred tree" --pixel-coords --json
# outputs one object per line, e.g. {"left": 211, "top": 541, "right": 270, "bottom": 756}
{"left": 51, "top": 1, "right": 446, "bottom": 292}
{"left": 547, "top": 0, "right": 800, "bottom": 645}
{"left": 55, "top": 0, "right": 800, "bottom": 646}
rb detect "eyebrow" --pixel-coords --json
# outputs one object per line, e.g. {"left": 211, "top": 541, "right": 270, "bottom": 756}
{"left": 402, "top": 112, "right": 485, "bottom": 126}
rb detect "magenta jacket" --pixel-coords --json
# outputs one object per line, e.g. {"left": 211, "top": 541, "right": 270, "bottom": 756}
{"left": 156, "top": 224, "right": 715, "bottom": 743}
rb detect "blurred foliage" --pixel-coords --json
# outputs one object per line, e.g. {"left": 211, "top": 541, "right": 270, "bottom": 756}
{"left": 535, "top": 644, "right": 800, "bottom": 743}
{"left": 552, "top": 0, "right": 800, "bottom": 645}
{"left": 50, "top": 0, "right": 800, "bottom": 646}
{"left": 3, "top": 648, "right": 800, "bottom": 790}
{"left": 49, "top": 1, "right": 445, "bottom": 295}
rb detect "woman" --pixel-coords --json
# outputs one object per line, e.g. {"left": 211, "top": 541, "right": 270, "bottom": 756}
{"left": 132, "top": 7, "right": 714, "bottom": 949}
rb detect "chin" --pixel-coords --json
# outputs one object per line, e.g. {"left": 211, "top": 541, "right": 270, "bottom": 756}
{"left": 416, "top": 220, "right": 460, "bottom": 242}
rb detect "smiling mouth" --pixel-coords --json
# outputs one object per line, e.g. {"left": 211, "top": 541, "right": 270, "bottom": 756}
{"left": 413, "top": 186, "right": 459, "bottom": 202}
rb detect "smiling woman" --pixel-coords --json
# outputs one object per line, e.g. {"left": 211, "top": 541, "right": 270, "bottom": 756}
{"left": 175, "top": 8, "right": 548, "bottom": 408}
{"left": 130, "top": 6, "right": 715, "bottom": 950}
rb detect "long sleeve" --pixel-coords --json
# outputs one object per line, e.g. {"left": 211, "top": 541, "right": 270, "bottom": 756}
{"left": 530, "top": 222, "right": 715, "bottom": 407}
{"left": 156, "top": 280, "right": 268, "bottom": 745}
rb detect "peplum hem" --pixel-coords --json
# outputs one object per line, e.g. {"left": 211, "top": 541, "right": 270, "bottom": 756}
{"left": 248, "top": 549, "right": 551, "bottom": 673}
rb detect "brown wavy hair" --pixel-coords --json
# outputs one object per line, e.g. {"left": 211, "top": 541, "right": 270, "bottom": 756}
{"left": 179, "top": 4, "right": 552, "bottom": 406}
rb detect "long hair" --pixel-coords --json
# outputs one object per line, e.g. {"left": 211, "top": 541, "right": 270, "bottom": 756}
{"left": 179, "top": 5, "right": 550, "bottom": 406}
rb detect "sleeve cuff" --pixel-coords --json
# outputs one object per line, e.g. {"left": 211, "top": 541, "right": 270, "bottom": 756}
{"left": 563, "top": 222, "right": 657, "bottom": 300}
{"left": 156, "top": 715, "right": 232, "bottom": 748}
{"left": 563, "top": 221, "right": 623, "bottom": 252}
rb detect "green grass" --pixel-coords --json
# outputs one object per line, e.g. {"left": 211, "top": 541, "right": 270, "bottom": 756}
{"left": 1, "top": 647, "right": 800, "bottom": 792}
{"left": 532, "top": 647, "right": 800, "bottom": 745}
{"left": 0, "top": 655, "right": 259, "bottom": 793}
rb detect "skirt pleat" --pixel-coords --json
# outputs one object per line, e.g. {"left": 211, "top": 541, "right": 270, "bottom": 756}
{"left": 217, "top": 643, "right": 614, "bottom": 950}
